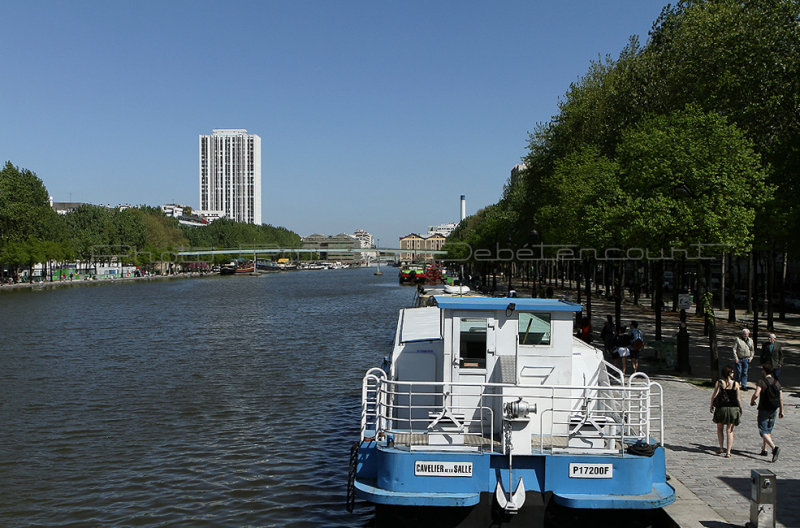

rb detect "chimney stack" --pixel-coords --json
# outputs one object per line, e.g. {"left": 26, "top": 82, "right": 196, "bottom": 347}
{"left": 460, "top": 195, "right": 466, "bottom": 221}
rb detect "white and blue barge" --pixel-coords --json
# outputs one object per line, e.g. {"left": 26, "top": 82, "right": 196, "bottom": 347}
{"left": 349, "top": 297, "right": 674, "bottom": 521}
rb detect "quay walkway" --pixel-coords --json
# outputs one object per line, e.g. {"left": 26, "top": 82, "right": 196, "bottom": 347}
{"left": 537, "top": 285, "right": 800, "bottom": 527}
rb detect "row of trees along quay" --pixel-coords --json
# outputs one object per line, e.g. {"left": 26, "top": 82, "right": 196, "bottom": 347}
{"left": 443, "top": 0, "right": 800, "bottom": 382}
{"left": 0, "top": 161, "right": 303, "bottom": 280}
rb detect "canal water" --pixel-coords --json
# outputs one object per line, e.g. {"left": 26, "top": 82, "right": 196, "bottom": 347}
{"left": 0, "top": 268, "right": 410, "bottom": 527}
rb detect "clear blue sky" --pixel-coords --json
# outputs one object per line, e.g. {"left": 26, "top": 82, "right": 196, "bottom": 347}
{"left": 2, "top": 0, "right": 669, "bottom": 246}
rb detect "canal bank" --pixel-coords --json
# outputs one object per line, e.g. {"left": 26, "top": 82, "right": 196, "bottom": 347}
{"left": 0, "top": 272, "right": 208, "bottom": 293}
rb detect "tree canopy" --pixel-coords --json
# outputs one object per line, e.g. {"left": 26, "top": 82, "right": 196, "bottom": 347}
{"left": 450, "top": 0, "right": 795, "bottom": 260}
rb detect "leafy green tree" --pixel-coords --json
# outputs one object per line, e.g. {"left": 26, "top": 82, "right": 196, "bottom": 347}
{"left": 0, "top": 162, "right": 61, "bottom": 242}
{"left": 615, "top": 106, "right": 770, "bottom": 368}
{"left": 643, "top": 0, "right": 800, "bottom": 250}
{"left": 63, "top": 205, "right": 114, "bottom": 270}
{"left": 617, "top": 106, "right": 769, "bottom": 253}
{"left": 181, "top": 218, "right": 301, "bottom": 249}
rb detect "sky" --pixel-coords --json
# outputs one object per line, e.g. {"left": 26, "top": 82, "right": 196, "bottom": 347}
{"left": 1, "top": 0, "right": 670, "bottom": 246}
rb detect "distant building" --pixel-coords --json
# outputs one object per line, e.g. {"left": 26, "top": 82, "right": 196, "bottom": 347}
{"left": 199, "top": 129, "right": 261, "bottom": 224}
{"left": 177, "top": 215, "right": 207, "bottom": 227}
{"left": 51, "top": 201, "right": 86, "bottom": 215}
{"left": 161, "top": 203, "right": 187, "bottom": 218}
{"left": 353, "top": 229, "right": 375, "bottom": 263}
{"left": 353, "top": 229, "right": 375, "bottom": 247}
{"left": 427, "top": 222, "right": 458, "bottom": 237}
{"left": 194, "top": 209, "right": 225, "bottom": 223}
{"left": 399, "top": 233, "right": 447, "bottom": 262}
{"left": 301, "top": 233, "right": 362, "bottom": 263}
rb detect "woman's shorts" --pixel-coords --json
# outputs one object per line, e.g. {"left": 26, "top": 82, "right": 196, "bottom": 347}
{"left": 757, "top": 409, "right": 778, "bottom": 436}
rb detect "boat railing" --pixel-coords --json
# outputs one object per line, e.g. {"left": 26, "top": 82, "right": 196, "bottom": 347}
{"left": 361, "top": 368, "right": 387, "bottom": 440}
{"left": 602, "top": 359, "right": 625, "bottom": 385}
{"left": 360, "top": 375, "right": 663, "bottom": 453}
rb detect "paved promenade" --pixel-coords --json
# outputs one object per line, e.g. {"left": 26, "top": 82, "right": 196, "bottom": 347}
{"left": 658, "top": 375, "right": 798, "bottom": 527}
{"left": 555, "top": 287, "right": 800, "bottom": 527}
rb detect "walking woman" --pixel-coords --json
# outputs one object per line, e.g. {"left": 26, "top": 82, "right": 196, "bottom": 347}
{"left": 710, "top": 366, "right": 743, "bottom": 457}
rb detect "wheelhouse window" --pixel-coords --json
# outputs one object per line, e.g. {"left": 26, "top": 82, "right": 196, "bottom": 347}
{"left": 459, "top": 318, "right": 487, "bottom": 368}
{"left": 518, "top": 312, "right": 551, "bottom": 346}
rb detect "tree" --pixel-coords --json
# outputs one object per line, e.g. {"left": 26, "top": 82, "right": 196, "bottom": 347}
{"left": 617, "top": 106, "right": 769, "bottom": 253}
{"left": 643, "top": 0, "right": 800, "bottom": 256}
{"left": 0, "top": 162, "right": 63, "bottom": 241}
{"left": 615, "top": 106, "right": 770, "bottom": 378}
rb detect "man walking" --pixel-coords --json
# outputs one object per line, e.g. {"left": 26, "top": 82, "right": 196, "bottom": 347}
{"left": 760, "top": 333, "right": 784, "bottom": 382}
{"left": 750, "top": 365, "right": 785, "bottom": 462}
{"left": 732, "top": 328, "right": 755, "bottom": 390}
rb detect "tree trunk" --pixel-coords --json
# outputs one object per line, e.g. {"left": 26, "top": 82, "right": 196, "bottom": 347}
{"left": 705, "top": 261, "right": 712, "bottom": 336}
{"left": 767, "top": 250, "right": 774, "bottom": 331}
{"left": 696, "top": 260, "right": 705, "bottom": 318}
{"left": 584, "top": 259, "right": 592, "bottom": 324}
{"left": 621, "top": 263, "right": 627, "bottom": 304}
{"left": 720, "top": 253, "right": 726, "bottom": 311}
{"left": 779, "top": 249, "right": 787, "bottom": 321}
{"left": 594, "top": 262, "right": 600, "bottom": 296}
{"left": 614, "top": 262, "right": 622, "bottom": 333}
{"left": 752, "top": 251, "right": 759, "bottom": 348}
{"left": 727, "top": 252, "right": 736, "bottom": 323}
{"left": 707, "top": 296, "right": 719, "bottom": 383}
{"left": 654, "top": 261, "right": 663, "bottom": 341}
{"left": 747, "top": 251, "right": 754, "bottom": 314}
{"left": 672, "top": 259, "right": 679, "bottom": 311}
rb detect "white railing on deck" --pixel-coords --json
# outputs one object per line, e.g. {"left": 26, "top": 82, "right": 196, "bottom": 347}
{"left": 360, "top": 372, "right": 664, "bottom": 453}
{"left": 361, "top": 368, "right": 386, "bottom": 440}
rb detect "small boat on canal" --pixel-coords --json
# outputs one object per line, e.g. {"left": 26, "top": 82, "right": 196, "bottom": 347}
{"left": 398, "top": 265, "right": 426, "bottom": 284}
{"left": 347, "top": 296, "right": 674, "bottom": 524}
{"left": 219, "top": 259, "right": 255, "bottom": 275}
{"left": 399, "top": 264, "right": 445, "bottom": 285}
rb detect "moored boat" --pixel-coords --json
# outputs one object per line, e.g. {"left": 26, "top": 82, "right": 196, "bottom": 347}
{"left": 347, "top": 297, "right": 674, "bottom": 523}
{"left": 399, "top": 264, "right": 444, "bottom": 285}
{"left": 235, "top": 263, "right": 255, "bottom": 274}
{"left": 219, "top": 259, "right": 255, "bottom": 275}
{"left": 398, "top": 265, "right": 426, "bottom": 285}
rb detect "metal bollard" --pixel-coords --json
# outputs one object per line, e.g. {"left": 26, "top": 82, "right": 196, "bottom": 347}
{"left": 746, "top": 469, "right": 776, "bottom": 528}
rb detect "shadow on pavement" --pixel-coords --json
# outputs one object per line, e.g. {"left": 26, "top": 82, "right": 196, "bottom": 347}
{"left": 718, "top": 476, "right": 798, "bottom": 526}
{"left": 664, "top": 442, "right": 716, "bottom": 455}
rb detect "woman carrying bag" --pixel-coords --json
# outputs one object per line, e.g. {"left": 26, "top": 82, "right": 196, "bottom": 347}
{"left": 710, "top": 365, "right": 743, "bottom": 457}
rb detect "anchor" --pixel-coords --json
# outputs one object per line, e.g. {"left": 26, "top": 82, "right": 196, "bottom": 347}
{"left": 495, "top": 477, "right": 526, "bottom": 513}
{"left": 495, "top": 421, "right": 526, "bottom": 513}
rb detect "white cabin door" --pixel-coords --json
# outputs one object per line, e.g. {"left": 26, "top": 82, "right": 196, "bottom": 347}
{"left": 451, "top": 316, "right": 493, "bottom": 433}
